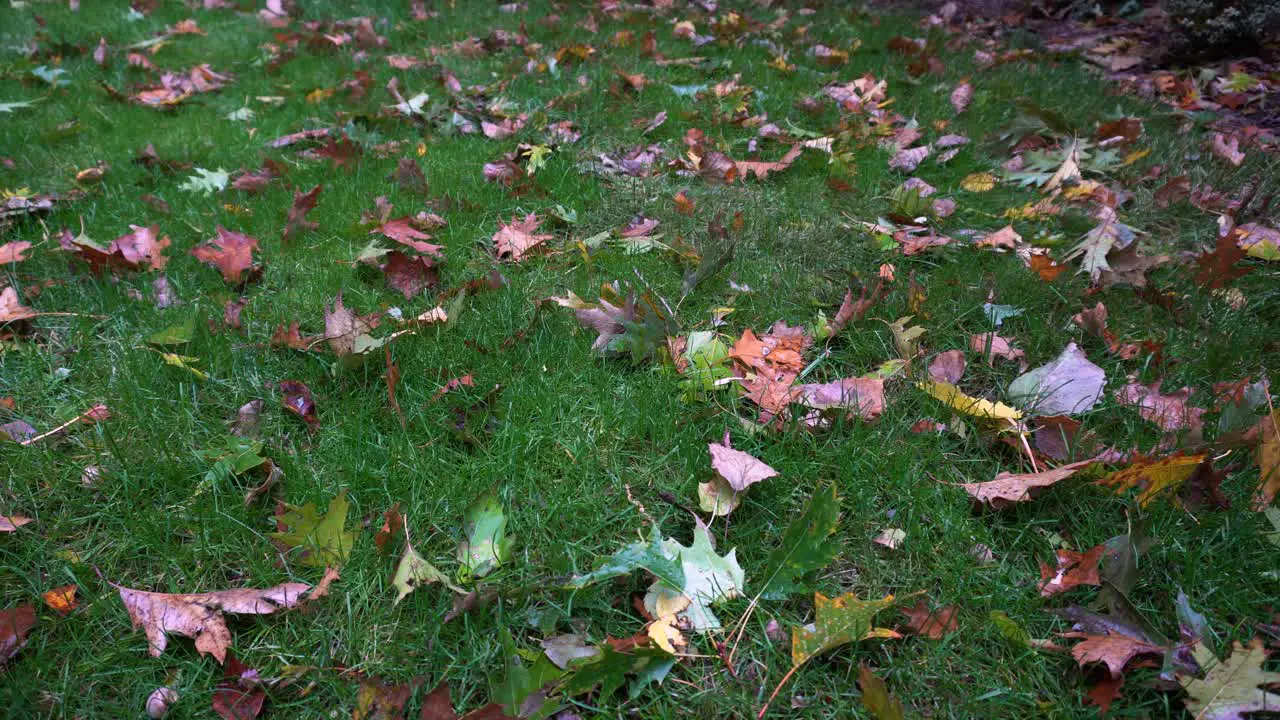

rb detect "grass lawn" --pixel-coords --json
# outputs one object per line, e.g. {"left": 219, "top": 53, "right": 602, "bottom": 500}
{"left": 2, "top": 1, "right": 1279, "bottom": 718}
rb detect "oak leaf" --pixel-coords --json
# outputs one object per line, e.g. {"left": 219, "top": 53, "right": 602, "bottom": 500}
{"left": 115, "top": 582, "right": 308, "bottom": 663}
{"left": 281, "top": 185, "right": 321, "bottom": 243}
{"left": 1182, "top": 639, "right": 1280, "bottom": 719}
{"left": 792, "top": 592, "right": 901, "bottom": 668}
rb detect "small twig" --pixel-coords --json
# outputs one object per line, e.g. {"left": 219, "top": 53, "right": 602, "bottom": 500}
{"left": 757, "top": 664, "right": 800, "bottom": 719}
{"left": 19, "top": 404, "right": 109, "bottom": 446}
{"left": 624, "top": 483, "right": 654, "bottom": 527}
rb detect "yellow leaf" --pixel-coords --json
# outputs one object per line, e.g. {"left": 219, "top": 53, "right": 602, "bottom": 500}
{"left": 1122, "top": 148, "right": 1150, "bottom": 166}
{"left": 918, "top": 380, "right": 1022, "bottom": 421}
{"left": 160, "top": 352, "right": 208, "bottom": 381}
{"left": 960, "top": 172, "right": 997, "bottom": 192}
{"left": 1097, "top": 453, "right": 1206, "bottom": 507}
{"left": 306, "top": 87, "right": 335, "bottom": 103}
{"left": 647, "top": 615, "right": 687, "bottom": 654}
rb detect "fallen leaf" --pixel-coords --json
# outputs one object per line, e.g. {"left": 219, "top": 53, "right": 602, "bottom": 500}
{"left": 977, "top": 225, "right": 1020, "bottom": 250}
{"left": 928, "top": 350, "right": 966, "bottom": 384}
{"left": 859, "top": 664, "right": 905, "bottom": 720}
{"left": 969, "top": 333, "right": 1025, "bottom": 368}
{"left": 0, "top": 605, "right": 36, "bottom": 666}
{"left": 961, "top": 458, "right": 1097, "bottom": 509}
{"left": 270, "top": 490, "right": 357, "bottom": 567}
{"left": 1066, "top": 632, "right": 1164, "bottom": 678}
{"left": 1098, "top": 453, "right": 1208, "bottom": 507}
{"left": 352, "top": 677, "right": 415, "bottom": 720}
{"left": 1194, "top": 229, "right": 1252, "bottom": 289}
{"left": 1209, "top": 133, "right": 1245, "bottom": 166}
{"left": 115, "top": 581, "right": 309, "bottom": 663}
{"left": 795, "top": 377, "right": 886, "bottom": 420}
{"left": 1253, "top": 410, "right": 1280, "bottom": 510}
{"left": 900, "top": 601, "right": 959, "bottom": 639}
{"left": 1085, "top": 676, "right": 1124, "bottom": 714}
{"left": 492, "top": 213, "right": 553, "bottom": 262}
{"left": 279, "top": 380, "right": 318, "bottom": 430}
{"left": 0, "top": 241, "right": 31, "bottom": 263}
{"left": 873, "top": 528, "right": 905, "bottom": 550}
{"left": 643, "top": 520, "right": 744, "bottom": 633}
{"left": 42, "top": 585, "right": 77, "bottom": 615}
{"left": 457, "top": 491, "right": 511, "bottom": 581}
{"left": 960, "top": 172, "right": 997, "bottom": 192}
{"left": 919, "top": 380, "right": 1022, "bottom": 422}
{"left": 212, "top": 652, "right": 266, "bottom": 720}
{"left": 1007, "top": 343, "right": 1106, "bottom": 416}
{"left": 191, "top": 226, "right": 260, "bottom": 284}
{"left": 281, "top": 185, "right": 322, "bottom": 243}
{"left": 759, "top": 485, "right": 840, "bottom": 600}
{"left": 393, "top": 521, "right": 463, "bottom": 603}
{"left": 1039, "top": 545, "right": 1104, "bottom": 597}
{"left": 1114, "top": 381, "right": 1205, "bottom": 432}
{"left": 792, "top": 592, "right": 900, "bottom": 668}
{"left": 950, "top": 81, "right": 972, "bottom": 114}
{"left": 889, "top": 145, "right": 930, "bottom": 172}
{"left": 1182, "top": 639, "right": 1280, "bottom": 719}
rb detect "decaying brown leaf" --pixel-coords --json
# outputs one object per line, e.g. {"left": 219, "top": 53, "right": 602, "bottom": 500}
{"left": 961, "top": 458, "right": 1097, "bottom": 509}
{"left": 1039, "top": 545, "right": 1104, "bottom": 597}
{"left": 115, "top": 581, "right": 309, "bottom": 663}
{"left": 191, "top": 226, "right": 261, "bottom": 284}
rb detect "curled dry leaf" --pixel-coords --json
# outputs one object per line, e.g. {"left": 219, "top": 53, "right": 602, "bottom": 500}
{"left": 42, "top": 584, "right": 78, "bottom": 615}
{"left": 279, "top": 380, "right": 318, "bottom": 430}
{"left": 950, "top": 80, "right": 972, "bottom": 114}
{"left": 961, "top": 458, "right": 1097, "bottom": 509}
{"left": 115, "top": 581, "right": 309, "bottom": 663}
{"left": 1039, "top": 545, "right": 1104, "bottom": 597}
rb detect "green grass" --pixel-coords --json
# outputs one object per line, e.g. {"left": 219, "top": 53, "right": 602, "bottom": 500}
{"left": 2, "top": 1, "right": 1278, "bottom": 718}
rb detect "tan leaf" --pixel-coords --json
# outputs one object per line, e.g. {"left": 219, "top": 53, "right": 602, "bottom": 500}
{"left": 708, "top": 439, "right": 777, "bottom": 493}
{"left": 1067, "top": 632, "right": 1164, "bottom": 678}
{"left": 492, "top": 213, "right": 553, "bottom": 262}
{"left": 116, "top": 581, "right": 310, "bottom": 663}
{"left": 0, "top": 515, "right": 33, "bottom": 532}
{"left": 1254, "top": 411, "right": 1280, "bottom": 510}
{"left": 0, "top": 287, "right": 37, "bottom": 324}
{"left": 1115, "top": 382, "right": 1205, "bottom": 432}
{"left": 900, "top": 601, "right": 958, "bottom": 639}
{"left": 961, "top": 458, "right": 1097, "bottom": 509}
{"left": 1210, "top": 133, "right": 1245, "bottom": 167}
{"left": 0, "top": 241, "right": 32, "bottom": 264}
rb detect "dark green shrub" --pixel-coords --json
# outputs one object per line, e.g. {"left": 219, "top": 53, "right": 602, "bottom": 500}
{"left": 1164, "top": 0, "right": 1280, "bottom": 55}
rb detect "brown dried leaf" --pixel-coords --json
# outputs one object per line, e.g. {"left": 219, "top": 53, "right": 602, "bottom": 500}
{"left": 1039, "top": 545, "right": 1104, "bottom": 597}
{"left": 961, "top": 458, "right": 1097, "bottom": 509}
{"left": 192, "top": 226, "right": 260, "bottom": 284}
{"left": 116, "top": 582, "right": 309, "bottom": 663}
{"left": 282, "top": 185, "right": 322, "bottom": 243}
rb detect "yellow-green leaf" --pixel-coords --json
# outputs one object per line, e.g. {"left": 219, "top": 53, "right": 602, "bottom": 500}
{"left": 918, "top": 380, "right": 1022, "bottom": 421}
{"left": 1097, "top": 453, "right": 1206, "bottom": 507}
{"left": 792, "top": 592, "right": 901, "bottom": 668}
{"left": 270, "top": 491, "right": 358, "bottom": 567}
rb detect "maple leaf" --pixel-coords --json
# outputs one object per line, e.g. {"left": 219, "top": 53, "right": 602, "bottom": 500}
{"left": 1193, "top": 229, "right": 1252, "bottom": 289}
{"left": 889, "top": 145, "right": 930, "bottom": 172}
{"left": 734, "top": 143, "right": 805, "bottom": 181}
{"left": 1097, "top": 453, "right": 1209, "bottom": 507}
{"left": 457, "top": 491, "right": 511, "bottom": 581}
{"left": 108, "top": 224, "right": 172, "bottom": 271}
{"left": 970, "top": 332, "right": 1025, "bottom": 368}
{"left": 492, "top": 213, "right": 553, "bottom": 262}
{"left": 230, "top": 158, "right": 285, "bottom": 193}
{"left": 281, "top": 185, "right": 322, "bottom": 243}
{"left": 792, "top": 592, "right": 901, "bottom": 668}
{"left": 1182, "top": 639, "right": 1280, "bottom": 719}
{"left": 394, "top": 521, "right": 465, "bottom": 603}
{"left": 562, "top": 642, "right": 674, "bottom": 701}
{"left": 928, "top": 350, "right": 966, "bottom": 384}
{"left": 191, "top": 226, "right": 260, "bottom": 284}
{"left": 381, "top": 251, "right": 440, "bottom": 299}
{"left": 370, "top": 217, "right": 444, "bottom": 255}
{"left": 961, "top": 458, "right": 1097, "bottom": 509}
{"left": 643, "top": 520, "right": 744, "bottom": 632}
{"left": 1115, "top": 381, "right": 1205, "bottom": 432}
{"left": 270, "top": 490, "right": 358, "bottom": 567}
{"left": 114, "top": 581, "right": 309, "bottom": 663}
{"left": 1066, "top": 632, "right": 1165, "bottom": 679}
{"left": 919, "top": 380, "right": 1022, "bottom": 422}
{"left": 0, "top": 604, "right": 36, "bottom": 666}
{"left": 1007, "top": 342, "right": 1106, "bottom": 416}
{"left": 567, "top": 525, "right": 685, "bottom": 591}
{"left": 758, "top": 485, "right": 841, "bottom": 600}
{"left": 1209, "top": 133, "right": 1245, "bottom": 166}
{"left": 1039, "top": 544, "right": 1104, "bottom": 596}
{"left": 900, "top": 601, "right": 958, "bottom": 639}
{"left": 795, "top": 377, "right": 886, "bottom": 420}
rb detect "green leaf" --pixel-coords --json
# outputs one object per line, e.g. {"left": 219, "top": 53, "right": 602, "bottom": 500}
{"left": 645, "top": 520, "right": 745, "bottom": 632}
{"left": 563, "top": 643, "right": 672, "bottom": 700}
{"left": 989, "top": 610, "right": 1031, "bottom": 648}
{"left": 566, "top": 525, "right": 684, "bottom": 592}
{"left": 758, "top": 485, "right": 841, "bottom": 600}
{"left": 178, "top": 167, "right": 230, "bottom": 195}
{"left": 31, "top": 66, "right": 69, "bottom": 87}
{"left": 859, "top": 664, "right": 905, "bottom": 720}
{"left": 200, "top": 437, "right": 266, "bottom": 483}
{"left": 270, "top": 490, "right": 358, "bottom": 567}
{"left": 457, "top": 491, "right": 511, "bottom": 581}
{"left": 148, "top": 317, "right": 196, "bottom": 345}
{"left": 791, "top": 592, "right": 899, "bottom": 668}
{"left": 393, "top": 525, "right": 464, "bottom": 603}
{"left": 678, "top": 330, "right": 732, "bottom": 402}
{"left": 492, "top": 629, "right": 564, "bottom": 719}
